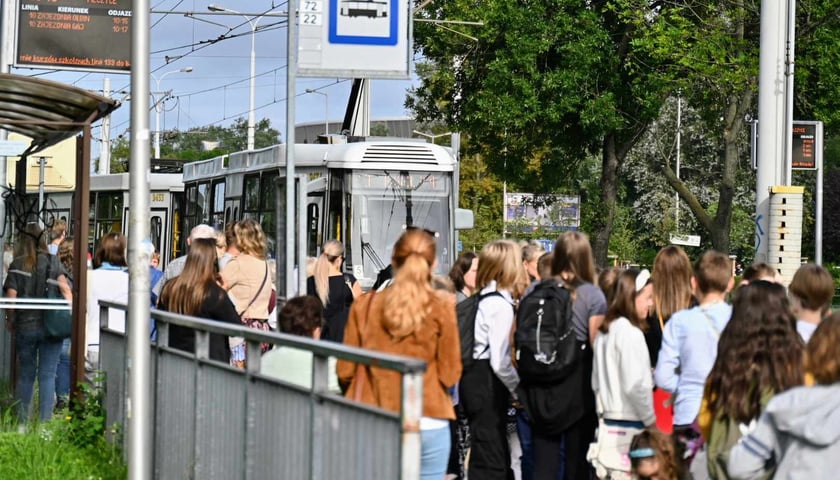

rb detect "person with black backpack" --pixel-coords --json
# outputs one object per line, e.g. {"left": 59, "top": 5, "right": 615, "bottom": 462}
{"left": 516, "top": 231, "right": 607, "bottom": 480}
{"left": 459, "top": 240, "right": 528, "bottom": 480}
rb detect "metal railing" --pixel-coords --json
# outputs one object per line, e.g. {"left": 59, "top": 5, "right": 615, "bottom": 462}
{"left": 0, "top": 297, "right": 71, "bottom": 384}
{"left": 98, "top": 300, "right": 426, "bottom": 480}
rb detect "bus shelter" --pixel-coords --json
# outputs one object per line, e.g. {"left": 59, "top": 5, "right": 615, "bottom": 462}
{"left": 0, "top": 73, "right": 119, "bottom": 391}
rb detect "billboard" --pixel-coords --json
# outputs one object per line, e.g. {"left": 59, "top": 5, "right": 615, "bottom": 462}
{"left": 504, "top": 193, "right": 580, "bottom": 233}
{"left": 16, "top": 0, "right": 131, "bottom": 73}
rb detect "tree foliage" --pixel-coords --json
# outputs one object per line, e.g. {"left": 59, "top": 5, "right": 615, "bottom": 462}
{"left": 106, "top": 117, "right": 282, "bottom": 172}
{"left": 410, "top": 0, "right": 677, "bottom": 265}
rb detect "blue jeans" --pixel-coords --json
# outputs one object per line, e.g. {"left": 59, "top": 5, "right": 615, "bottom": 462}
{"left": 516, "top": 409, "right": 537, "bottom": 480}
{"left": 421, "top": 424, "right": 451, "bottom": 480}
{"left": 55, "top": 337, "right": 72, "bottom": 401}
{"left": 15, "top": 328, "right": 63, "bottom": 421}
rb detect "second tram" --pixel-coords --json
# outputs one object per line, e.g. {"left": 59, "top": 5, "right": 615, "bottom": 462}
{"left": 182, "top": 140, "right": 471, "bottom": 288}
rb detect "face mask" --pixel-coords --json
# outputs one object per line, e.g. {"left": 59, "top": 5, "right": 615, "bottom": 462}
{"left": 48, "top": 244, "right": 59, "bottom": 255}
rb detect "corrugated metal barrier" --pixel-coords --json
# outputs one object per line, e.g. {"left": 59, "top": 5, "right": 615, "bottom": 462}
{"left": 98, "top": 301, "right": 426, "bottom": 480}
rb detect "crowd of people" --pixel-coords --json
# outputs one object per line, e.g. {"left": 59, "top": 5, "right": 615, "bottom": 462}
{"left": 307, "top": 230, "right": 840, "bottom": 480}
{"left": 3, "top": 221, "right": 839, "bottom": 479}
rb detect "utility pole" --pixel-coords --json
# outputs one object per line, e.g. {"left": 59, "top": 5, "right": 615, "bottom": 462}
{"left": 755, "top": 0, "right": 787, "bottom": 263}
{"left": 101, "top": 78, "right": 111, "bottom": 174}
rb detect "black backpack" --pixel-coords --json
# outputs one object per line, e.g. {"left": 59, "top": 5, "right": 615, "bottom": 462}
{"left": 515, "top": 279, "right": 579, "bottom": 385}
{"left": 456, "top": 291, "right": 502, "bottom": 370}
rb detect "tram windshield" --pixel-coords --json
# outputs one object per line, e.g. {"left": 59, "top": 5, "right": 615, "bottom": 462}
{"left": 349, "top": 169, "right": 453, "bottom": 286}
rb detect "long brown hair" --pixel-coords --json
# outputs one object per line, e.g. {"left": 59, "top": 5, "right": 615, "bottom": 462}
{"left": 601, "top": 269, "right": 647, "bottom": 333}
{"left": 14, "top": 224, "right": 45, "bottom": 272}
{"left": 552, "top": 231, "right": 596, "bottom": 286}
{"left": 704, "top": 281, "right": 804, "bottom": 424}
{"left": 159, "top": 238, "right": 219, "bottom": 316}
{"left": 652, "top": 246, "right": 693, "bottom": 323}
{"left": 381, "top": 229, "right": 436, "bottom": 339}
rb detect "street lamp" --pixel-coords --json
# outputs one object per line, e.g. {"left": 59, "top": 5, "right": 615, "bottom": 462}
{"left": 305, "top": 88, "right": 329, "bottom": 135}
{"left": 152, "top": 67, "right": 193, "bottom": 159}
{"left": 208, "top": 4, "right": 263, "bottom": 151}
{"left": 413, "top": 130, "right": 452, "bottom": 144}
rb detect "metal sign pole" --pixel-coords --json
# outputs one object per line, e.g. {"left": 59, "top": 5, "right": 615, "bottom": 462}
{"left": 285, "top": 0, "right": 297, "bottom": 301}
{"left": 128, "top": 0, "right": 152, "bottom": 477}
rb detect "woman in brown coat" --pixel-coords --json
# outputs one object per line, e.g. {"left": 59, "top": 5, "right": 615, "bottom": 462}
{"left": 337, "top": 228, "right": 462, "bottom": 479}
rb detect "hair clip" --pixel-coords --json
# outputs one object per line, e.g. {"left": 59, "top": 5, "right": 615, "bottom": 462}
{"left": 635, "top": 269, "right": 651, "bottom": 292}
{"left": 628, "top": 447, "right": 656, "bottom": 459}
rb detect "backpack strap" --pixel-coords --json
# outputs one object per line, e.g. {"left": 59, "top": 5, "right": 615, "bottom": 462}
{"left": 473, "top": 290, "right": 504, "bottom": 359}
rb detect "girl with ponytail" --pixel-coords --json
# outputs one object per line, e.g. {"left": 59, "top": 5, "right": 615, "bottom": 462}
{"left": 337, "top": 228, "right": 462, "bottom": 479}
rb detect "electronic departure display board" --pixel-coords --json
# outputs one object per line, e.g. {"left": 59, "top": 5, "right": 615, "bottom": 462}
{"left": 16, "top": 0, "right": 132, "bottom": 73}
{"left": 792, "top": 123, "right": 817, "bottom": 170}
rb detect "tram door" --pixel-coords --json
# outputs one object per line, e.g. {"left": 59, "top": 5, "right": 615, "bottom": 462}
{"left": 149, "top": 209, "right": 170, "bottom": 266}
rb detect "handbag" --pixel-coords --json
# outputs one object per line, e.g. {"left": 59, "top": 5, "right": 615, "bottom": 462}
{"left": 44, "top": 287, "right": 72, "bottom": 338}
{"left": 43, "top": 256, "right": 72, "bottom": 338}
{"left": 587, "top": 417, "right": 645, "bottom": 478}
{"left": 238, "top": 262, "right": 271, "bottom": 353}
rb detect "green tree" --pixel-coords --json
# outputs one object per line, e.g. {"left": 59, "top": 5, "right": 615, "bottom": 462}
{"left": 632, "top": 0, "right": 840, "bottom": 254}
{"left": 100, "top": 117, "right": 282, "bottom": 169}
{"left": 410, "top": 0, "right": 671, "bottom": 265}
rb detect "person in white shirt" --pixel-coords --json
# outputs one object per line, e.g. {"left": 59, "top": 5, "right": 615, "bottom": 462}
{"left": 459, "top": 240, "right": 528, "bottom": 480}
{"left": 591, "top": 268, "right": 656, "bottom": 479}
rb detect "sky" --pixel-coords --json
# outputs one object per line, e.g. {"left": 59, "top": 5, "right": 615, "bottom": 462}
{"left": 10, "top": 0, "right": 421, "bottom": 156}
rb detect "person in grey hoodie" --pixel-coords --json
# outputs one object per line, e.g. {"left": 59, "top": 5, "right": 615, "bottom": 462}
{"left": 728, "top": 312, "right": 840, "bottom": 479}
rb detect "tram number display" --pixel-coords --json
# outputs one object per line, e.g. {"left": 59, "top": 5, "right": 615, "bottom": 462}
{"left": 16, "top": 0, "right": 132, "bottom": 73}
{"left": 152, "top": 193, "right": 165, "bottom": 203}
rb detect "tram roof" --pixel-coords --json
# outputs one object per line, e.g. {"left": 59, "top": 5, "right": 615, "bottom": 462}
{"left": 183, "top": 141, "right": 457, "bottom": 182}
{"left": 0, "top": 74, "right": 119, "bottom": 156}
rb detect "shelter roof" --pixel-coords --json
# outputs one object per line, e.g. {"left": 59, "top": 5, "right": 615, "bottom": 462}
{"left": 0, "top": 73, "right": 120, "bottom": 156}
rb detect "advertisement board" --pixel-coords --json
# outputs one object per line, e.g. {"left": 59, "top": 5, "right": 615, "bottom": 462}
{"left": 504, "top": 193, "right": 580, "bottom": 233}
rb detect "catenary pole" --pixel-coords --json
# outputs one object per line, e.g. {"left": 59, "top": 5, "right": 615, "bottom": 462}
{"left": 755, "top": 0, "right": 786, "bottom": 263}
{"left": 128, "top": 0, "right": 153, "bottom": 478}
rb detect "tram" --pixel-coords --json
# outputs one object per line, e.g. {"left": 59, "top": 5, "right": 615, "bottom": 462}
{"left": 43, "top": 172, "right": 185, "bottom": 269}
{"left": 182, "top": 140, "right": 472, "bottom": 288}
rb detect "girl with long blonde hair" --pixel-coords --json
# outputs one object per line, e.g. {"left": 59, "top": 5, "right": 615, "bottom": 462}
{"left": 306, "top": 239, "right": 361, "bottom": 342}
{"left": 459, "top": 239, "right": 527, "bottom": 479}
{"left": 337, "top": 229, "right": 461, "bottom": 479}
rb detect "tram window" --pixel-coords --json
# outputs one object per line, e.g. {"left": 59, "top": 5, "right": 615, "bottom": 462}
{"left": 244, "top": 175, "right": 260, "bottom": 212}
{"left": 260, "top": 174, "right": 278, "bottom": 254}
{"left": 88, "top": 193, "right": 95, "bottom": 219}
{"left": 150, "top": 216, "right": 162, "bottom": 256}
{"left": 224, "top": 206, "right": 231, "bottom": 225}
{"left": 327, "top": 173, "right": 344, "bottom": 242}
{"left": 197, "top": 183, "right": 211, "bottom": 224}
{"left": 211, "top": 181, "right": 225, "bottom": 229}
{"left": 307, "top": 203, "right": 320, "bottom": 257}
{"left": 186, "top": 185, "right": 197, "bottom": 215}
{"left": 96, "top": 193, "right": 122, "bottom": 220}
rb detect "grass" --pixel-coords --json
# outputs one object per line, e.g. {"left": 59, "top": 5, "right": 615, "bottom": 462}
{"left": 0, "top": 379, "right": 127, "bottom": 480}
